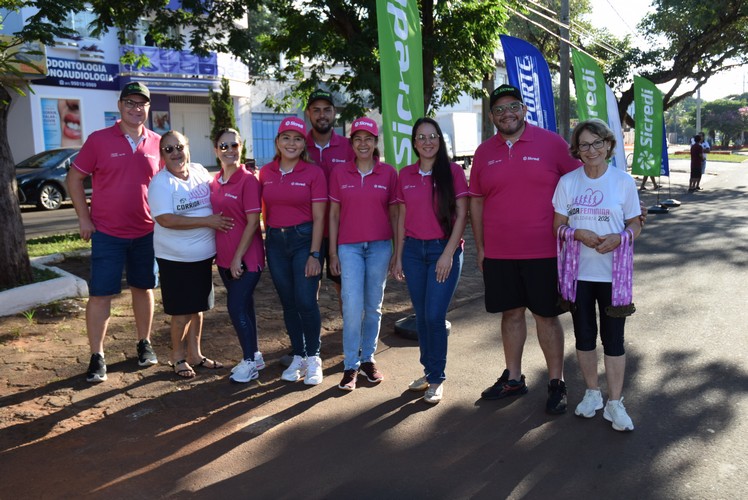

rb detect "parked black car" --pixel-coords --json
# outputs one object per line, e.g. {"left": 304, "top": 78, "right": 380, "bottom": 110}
{"left": 15, "top": 148, "right": 91, "bottom": 210}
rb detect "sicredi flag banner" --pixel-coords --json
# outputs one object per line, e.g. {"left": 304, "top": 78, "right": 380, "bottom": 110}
{"left": 631, "top": 76, "right": 664, "bottom": 176}
{"left": 571, "top": 49, "right": 608, "bottom": 124}
{"left": 376, "top": 0, "right": 424, "bottom": 169}
{"left": 500, "top": 35, "right": 557, "bottom": 132}
{"left": 606, "top": 85, "right": 627, "bottom": 171}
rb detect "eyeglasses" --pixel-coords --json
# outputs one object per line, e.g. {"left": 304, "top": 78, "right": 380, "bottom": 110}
{"left": 578, "top": 139, "right": 606, "bottom": 152}
{"left": 415, "top": 133, "right": 440, "bottom": 143}
{"left": 161, "top": 144, "right": 185, "bottom": 154}
{"left": 491, "top": 101, "right": 523, "bottom": 116}
{"left": 121, "top": 99, "right": 150, "bottom": 110}
{"left": 219, "top": 142, "right": 240, "bottom": 151}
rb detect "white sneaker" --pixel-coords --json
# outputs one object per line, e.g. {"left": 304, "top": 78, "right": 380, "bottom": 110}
{"left": 604, "top": 398, "right": 635, "bottom": 431}
{"left": 281, "top": 355, "right": 307, "bottom": 382}
{"left": 575, "top": 388, "right": 604, "bottom": 418}
{"left": 304, "top": 356, "right": 323, "bottom": 386}
{"left": 408, "top": 376, "right": 429, "bottom": 392}
{"left": 229, "top": 360, "right": 258, "bottom": 383}
{"left": 254, "top": 351, "right": 265, "bottom": 370}
{"left": 423, "top": 383, "right": 443, "bottom": 404}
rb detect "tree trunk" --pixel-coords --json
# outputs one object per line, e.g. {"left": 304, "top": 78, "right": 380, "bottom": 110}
{"left": 0, "top": 84, "right": 33, "bottom": 289}
{"left": 481, "top": 73, "right": 495, "bottom": 142}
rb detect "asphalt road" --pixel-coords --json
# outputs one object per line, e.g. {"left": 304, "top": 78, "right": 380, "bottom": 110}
{"left": 21, "top": 202, "right": 80, "bottom": 240}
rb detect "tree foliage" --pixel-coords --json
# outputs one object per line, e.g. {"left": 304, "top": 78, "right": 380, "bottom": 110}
{"left": 209, "top": 77, "right": 244, "bottom": 166}
{"left": 609, "top": 0, "right": 748, "bottom": 121}
{"left": 691, "top": 95, "right": 748, "bottom": 146}
{"left": 189, "top": 0, "right": 515, "bottom": 119}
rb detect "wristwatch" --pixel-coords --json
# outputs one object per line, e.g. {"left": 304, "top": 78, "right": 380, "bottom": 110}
{"left": 309, "top": 251, "right": 320, "bottom": 259}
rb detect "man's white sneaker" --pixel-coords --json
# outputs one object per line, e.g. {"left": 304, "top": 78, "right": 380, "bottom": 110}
{"left": 229, "top": 360, "right": 258, "bottom": 383}
{"left": 575, "top": 388, "right": 604, "bottom": 418}
{"left": 254, "top": 351, "right": 265, "bottom": 370}
{"left": 304, "top": 356, "right": 323, "bottom": 386}
{"left": 281, "top": 355, "right": 307, "bottom": 382}
{"left": 603, "top": 398, "right": 635, "bottom": 431}
{"left": 423, "top": 383, "right": 444, "bottom": 404}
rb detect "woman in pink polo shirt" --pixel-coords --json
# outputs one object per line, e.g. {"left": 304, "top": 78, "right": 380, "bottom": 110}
{"left": 393, "top": 117, "right": 469, "bottom": 404}
{"left": 328, "top": 117, "right": 398, "bottom": 391}
{"left": 210, "top": 128, "right": 266, "bottom": 384}
{"left": 259, "top": 117, "right": 328, "bottom": 386}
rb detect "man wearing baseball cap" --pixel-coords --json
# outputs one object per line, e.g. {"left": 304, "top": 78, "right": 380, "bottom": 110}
{"left": 67, "top": 81, "right": 162, "bottom": 383}
{"left": 469, "top": 84, "right": 581, "bottom": 414}
{"left": 304, "top": 89, "right": 355, "bottom": 312}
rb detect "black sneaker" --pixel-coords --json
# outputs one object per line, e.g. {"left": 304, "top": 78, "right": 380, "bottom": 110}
{"left": 137, "top": 339, "right": 158, "bottom": 367}
{"left": 546, "top": 379, "right": 568, "bottom": 414}
{"left": 86, "top": 353, "right": 107, "bottom": 383}
{"left": 481, "top": 370, "right": 528, "bottom": 400}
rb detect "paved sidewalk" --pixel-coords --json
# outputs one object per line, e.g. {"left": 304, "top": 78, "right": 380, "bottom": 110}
{"left": 1, "top": 159, "right": 746, "bottom": 499}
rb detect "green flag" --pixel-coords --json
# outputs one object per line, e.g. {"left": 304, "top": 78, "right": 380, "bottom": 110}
{"left": 631, "top": 76, "right": 663, "bottom": 176}
{"left": 571, "top": 49, "right": 607, "bottom": 123}
{"left": 376, "top": 0, "right": 424, "bottom": 169}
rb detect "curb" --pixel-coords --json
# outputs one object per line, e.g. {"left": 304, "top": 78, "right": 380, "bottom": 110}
{"left": 0, "top": 251, "right": 89, "bottom": 317}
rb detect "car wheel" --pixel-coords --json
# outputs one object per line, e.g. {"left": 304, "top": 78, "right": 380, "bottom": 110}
{"left": 38, "top": 183, "right": 63, "bottom": 210}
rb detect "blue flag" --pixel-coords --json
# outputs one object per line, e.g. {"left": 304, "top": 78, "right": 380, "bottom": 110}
{"left": 500, "top": 35, "right": 557, "bottom": 132}
{"left": 660, "top": 119, "right": 670, "bottom": 176}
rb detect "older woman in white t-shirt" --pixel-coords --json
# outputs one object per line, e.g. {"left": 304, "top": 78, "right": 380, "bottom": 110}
{"left": 552, "top": 119, "right": 642, "bottom": 431}
{"left": 147, "top": 130, "right": 233, "bottom": 378}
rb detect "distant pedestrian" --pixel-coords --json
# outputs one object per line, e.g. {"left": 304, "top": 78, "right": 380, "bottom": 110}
{"left": 393, "top": 117, "right": 468, "bottom": 405}
{"left": 689, "top": 134, "right": 703, "bottom": 193}
{"left": 260, "top": 117, "right": 328, "bottom": 386}
{"left": 67, "top": 82, "right": 160, "bottom": 383}
{"left": 328, "top": 117, "right": 398, "bottom": 391}
{"left": 553, "top": 119, "right": 642, "bottom": 432}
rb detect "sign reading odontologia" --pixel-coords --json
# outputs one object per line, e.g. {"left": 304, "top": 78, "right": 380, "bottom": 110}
{"left": 35, "top": 57, "right": 119, "bottom": 90}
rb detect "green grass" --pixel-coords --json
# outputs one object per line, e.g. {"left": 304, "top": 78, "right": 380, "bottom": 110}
{"left": 0, "top": 266, "right": 61, "bottom": 292}
{"left": 668, "top": 153, "right": 747, "bottom": 163}
{"left": 27, "top": 233, "right": 90, "bottom": 257}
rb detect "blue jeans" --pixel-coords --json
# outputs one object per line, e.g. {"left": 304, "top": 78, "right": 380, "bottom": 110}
{"left": 218, "top": 266, "right": 262, "bottom": 361}
{"left": 402, "top": 237, "right": 463, "bottom": 384}
{"left": 338, "top": 239, "right": 392, "bottom": 370}
{"left": 265, "top": 223, "right": 322, "bottom": 358}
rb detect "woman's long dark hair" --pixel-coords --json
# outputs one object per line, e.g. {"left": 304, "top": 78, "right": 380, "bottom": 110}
{"left": 411, "top": 117, "right": 456, "bottom": 237}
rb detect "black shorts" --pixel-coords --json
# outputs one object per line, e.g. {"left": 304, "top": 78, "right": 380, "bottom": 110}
{"left": 323, "top": 237, "right": 341, "bottom": 285}
{"left": 157, "top": 257, "right": 215, "bottom": 316}
{"left": 483, "top": 257, "right": 563, "bottom": 317}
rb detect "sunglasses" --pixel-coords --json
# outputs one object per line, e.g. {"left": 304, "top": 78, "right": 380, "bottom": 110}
{"left": 219, "top": 142, "right": 240, "bottom": 152}
{"left": 415, "top": 133, "right": 440, "bottom": 143}
{"left": 161, "top": 144, "right": 185, "bottom": 154}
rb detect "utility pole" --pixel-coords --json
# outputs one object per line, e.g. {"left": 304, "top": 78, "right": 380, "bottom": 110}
{"left": 558, "top": 0, "right": 570, "bottom": 140}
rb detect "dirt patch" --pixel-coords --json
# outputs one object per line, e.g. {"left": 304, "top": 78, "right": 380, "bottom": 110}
{"left": 0, "top": 227, "right": 484, "bottom": 438}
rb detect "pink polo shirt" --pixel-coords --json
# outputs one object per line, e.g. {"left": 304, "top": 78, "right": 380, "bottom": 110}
{"left": 305, "top": 130, "right": 356, "bottom": 179}
{"left": 396, "top": 162, "right": 468, "bottom": 240}
{"left": 72, "top": 122, "right": 161, "bottom": 238}
{"left": 259, "top": 159, "right": 328, "bottom": 228}
{"left": 329, "top": 160, "right": 398, "bottom": 245}
{"left": 469, "top": 123, "right": 580, "bottom": 259}
{"left": 210, "top": 166, "right": 265, "bottom": 272}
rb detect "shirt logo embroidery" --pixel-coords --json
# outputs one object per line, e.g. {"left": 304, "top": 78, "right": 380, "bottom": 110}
{"left": 523, "top": 156, "right": 540, "bottom": 161}
{"left": 290, "top": 182, "right": 307, "bottom": 187}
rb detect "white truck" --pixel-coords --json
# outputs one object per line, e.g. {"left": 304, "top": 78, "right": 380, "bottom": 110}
{"left": 436, "top": 112, "right": 480, "bottom": 169}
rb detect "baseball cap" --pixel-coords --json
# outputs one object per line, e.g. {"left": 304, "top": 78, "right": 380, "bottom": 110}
{"left": 307, "top": 89, "right": 334, "bottom": 108}
{"left": 489, "top": 84, "right": 523, "bottom": 108}
{"left": 277, "top": 116, "right": 307, "bottom": 136}
{"left": 120, "top": 81, "right": 150, "bottom": 101}
{"left": 350, "top": 117, "right": 379, "bottom": 137}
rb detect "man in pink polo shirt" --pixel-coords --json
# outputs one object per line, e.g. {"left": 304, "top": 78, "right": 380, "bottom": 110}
{"left": 305, "top": 89, "right": 355, "bottom": 289}
{"left": 67, "top": 81, "right": 161, "bottom": 383}
{"left": 469, "top": 84, "right": 580, "bottom": 414}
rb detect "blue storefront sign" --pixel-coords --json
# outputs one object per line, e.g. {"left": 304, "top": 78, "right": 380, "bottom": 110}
{"left": 35, "top": 57, "right": 119, "bottom": 90}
